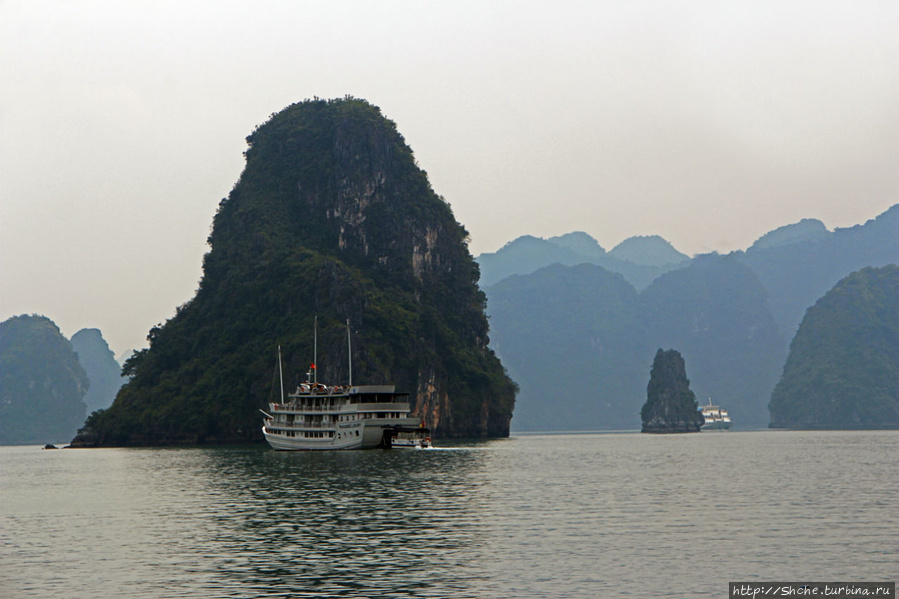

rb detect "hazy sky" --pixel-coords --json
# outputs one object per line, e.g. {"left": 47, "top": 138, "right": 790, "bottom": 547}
{"left": 2, "top": 0, "right": 898, "bottom": 355}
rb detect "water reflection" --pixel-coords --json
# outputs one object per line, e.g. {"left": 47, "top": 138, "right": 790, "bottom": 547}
{"left": 191, "top": 447, "right": 492, "bottom": 597}
{"left": 2, "top": 433, "right": 896, "bottom": 598}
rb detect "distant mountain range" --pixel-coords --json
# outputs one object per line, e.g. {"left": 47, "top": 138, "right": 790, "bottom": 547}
{"left": 735, "top": 205, "right": 899, "bottom": 337}
{"left": 5, "top": 199, "right": 894, "bottom": 442}
{"left": 0, "top": 315, "right": 88, "bottom": 445}
{"left": 476, "top": 232, "right": 689, "bottom": 290}
{"left": 479, "top": 204, "right": 898, "bottom": 430}
{"left": 0, "top": 317, "right": 125, "bottom": 445}
{"left": 70, "top": 328, "right": 125, "bottom": 414}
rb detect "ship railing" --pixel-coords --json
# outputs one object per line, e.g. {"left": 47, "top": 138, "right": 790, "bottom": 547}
{"left": 271, "top": 404, "right": 346, "bottom": 413}
{"left": 268, "top": 422, "right": 339, "bottom": 430}
{"left": 350, "top": 402, "right": 410, "bottom": 412}
{"left": 288, "top": 386, "right": 349, "bottom": 397}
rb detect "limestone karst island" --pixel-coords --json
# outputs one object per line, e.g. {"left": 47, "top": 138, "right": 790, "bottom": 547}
{"left": 7, "top": 98, "right": 895, "bottom": 448}
{"left": 640, "top": 349, "right": 704, "bottom": 433}
{"left": 71, "top": 97, "right": 517, "bottom": 447}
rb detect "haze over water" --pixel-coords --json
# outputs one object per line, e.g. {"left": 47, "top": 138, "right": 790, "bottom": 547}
{"left": 2, "top": 431, "right": 896, "bottom": 598}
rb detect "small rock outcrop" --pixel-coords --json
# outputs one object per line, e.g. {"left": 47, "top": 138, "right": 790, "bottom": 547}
{"left": 641, "top": 349, "right": 704, "bottom": 433}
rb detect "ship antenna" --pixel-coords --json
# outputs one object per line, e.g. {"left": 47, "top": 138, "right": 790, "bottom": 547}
{"left": 347, "top": 318, "right": 353, "bottom": 387}
{"left": 277, "top": 345, "right": 284, "bottom": 402}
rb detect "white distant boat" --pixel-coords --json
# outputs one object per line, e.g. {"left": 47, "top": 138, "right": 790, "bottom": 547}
{"left": 701, "top": 398, "right": 732, "bottom": 431}
{"left": 384, "top": 425, "right": 432, "bottom": 449}
{"left": 261, "top": 320, "right": 427, "bottom": 450}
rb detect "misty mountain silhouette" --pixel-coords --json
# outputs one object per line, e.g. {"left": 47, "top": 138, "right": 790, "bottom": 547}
{"left": 483, "top": 204, "right": 898, "bottom": 430}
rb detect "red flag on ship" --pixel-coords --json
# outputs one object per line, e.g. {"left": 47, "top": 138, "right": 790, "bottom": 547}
{"left": 310, "top": 363, "right": 316, "bottom": 370}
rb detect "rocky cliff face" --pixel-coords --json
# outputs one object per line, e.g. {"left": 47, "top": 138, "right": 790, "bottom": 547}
{"left": 74, "top": 98, "right": 515, "bottom": 446}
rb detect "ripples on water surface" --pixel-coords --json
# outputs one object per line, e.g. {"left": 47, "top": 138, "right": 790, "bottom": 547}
{"left": 1, "top": 431, "right": 896, "bottom": 598}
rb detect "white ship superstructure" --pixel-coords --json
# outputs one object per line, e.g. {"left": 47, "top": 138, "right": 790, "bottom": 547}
{"left": 261, "top": 320, "right": 425, "bottom": 450}
{"left": 701, "top": 398, "right": 732, "bottom": 431}
{"left": 262, "top": 377, "right": 419, "bottom": 450}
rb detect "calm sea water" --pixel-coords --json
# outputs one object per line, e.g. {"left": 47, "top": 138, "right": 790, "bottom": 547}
{"left": 1, "top": 431, "right": 896, "bottom": 598}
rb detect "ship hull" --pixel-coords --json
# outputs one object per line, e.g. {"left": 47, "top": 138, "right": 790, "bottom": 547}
{"left": 262, "top": 423, "right": 365, "bottom": 450}
{"left": 701, "top": 421, "right": 732, "bottom": 431}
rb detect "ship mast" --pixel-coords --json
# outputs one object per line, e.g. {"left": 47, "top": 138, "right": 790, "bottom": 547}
{"left": 347, "top": 318, "right": 353, "bottom": 387}
{"left": 313, "top": 316, "right": 318, "bottom": 385}
{"left": 277, "top": 345, "right": 284, "bottom": 402}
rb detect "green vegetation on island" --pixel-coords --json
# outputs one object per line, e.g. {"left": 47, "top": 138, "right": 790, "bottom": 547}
{"left": 641, "top": 349, "right": 704, "bottom": 433}
{"left": 0, "top": 315, "right": 88, "bottom": 445}
{"left": 72, "top": 97, "right": 516, "bottom": 447}
{"left": 769, "top": 265, "right": 899, "bottom": 429}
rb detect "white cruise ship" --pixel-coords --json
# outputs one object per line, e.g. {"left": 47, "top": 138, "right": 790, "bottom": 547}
{"left": 701, "top": 398, "right": 732, "bottom": 431}
{"left": 261, "top": 373, "right": 422, "bottom": 450}
{"left": 261, "top": 320, "right": 427, "bottom": 450}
